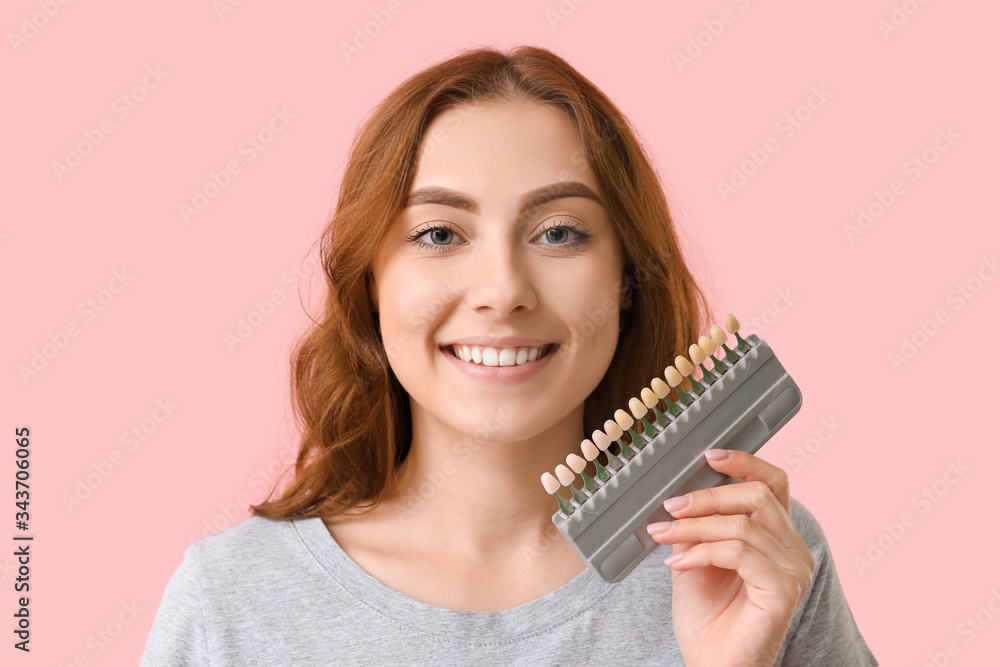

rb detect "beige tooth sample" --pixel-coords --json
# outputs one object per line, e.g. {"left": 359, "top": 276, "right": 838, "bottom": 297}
{"left": 651, "top": 377, "right": 670, "bottom": 399}
{"left": 591, "top": 429, "right": 624, "bottom": 467}
{"left": 628, "top": 397, "right": 647, "bottom": 419}
{"left": 726, "top": 313, "right": 741, "bottom": 333}
{"left": 688, "top": 344, "right": 706, "bottom": 366}
{"left": 710, "top": 324, "right": 728, "bottom": 346}
{"left": 566, "top": 453, "right": 587, "bottom": 474}
{"left": 580, "top": 437, "right": 612, "bottom": 482}
{"left": 542, "top": 470, "right": 575, "bottom": 514}
{"left": 640, "top": 387, "right": 659, "bottom": 408}
{"left": 698, "top": 335, "right": 717, "bottom": 356}
{"left": 664, "top": 366, "right": 683, "bottom": 388}
{"left": 554, "top": 464, "right": 575, "bottom": 487}
{"left": 592, "top": 430, "right": 612, "bottom": 452}
{"left": 603, "top": 419, "right": 623, "bottom": 442}
{"left": 614, "top": 409, "right": 633, "bottom": 431}
{"left": 541, "top": 471, "right": 561, "bottom": 494}
{"left": 674, "top": 355, "right": 694, "bottom": 377}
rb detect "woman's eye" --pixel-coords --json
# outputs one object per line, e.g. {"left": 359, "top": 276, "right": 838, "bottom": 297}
{"left": 540, "top": 226, "right": 575, "bottom": 245}
{"left": 423, "top": 228, "right": 456, "bottom": 246}
{"left": 405, "top": 225, "right": 461, "bottom": 252}
{"left": 537, "top": 221, "right": 593, "bottom": 248}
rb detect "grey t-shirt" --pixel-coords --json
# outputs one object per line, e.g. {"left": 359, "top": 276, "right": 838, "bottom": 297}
{"left": 140, "top": 496, "right": 877, "bottom": 666}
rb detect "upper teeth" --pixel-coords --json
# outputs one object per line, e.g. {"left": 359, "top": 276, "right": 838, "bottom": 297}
{"left": 450, "top": 344, "right": 550, "bottom": 367}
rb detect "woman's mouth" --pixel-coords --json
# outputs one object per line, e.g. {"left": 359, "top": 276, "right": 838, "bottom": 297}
{"left": 442, "top": 343, "right": 558, "bottom": 367}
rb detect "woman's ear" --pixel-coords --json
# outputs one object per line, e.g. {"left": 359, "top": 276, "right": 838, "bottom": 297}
{"left": 366, "top": 272, "right": 379, "bottom": 311}
{"left": 620, "top": 276, "right": 633, "bottom": 311}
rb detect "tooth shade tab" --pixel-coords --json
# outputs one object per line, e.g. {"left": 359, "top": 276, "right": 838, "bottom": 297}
{"left": 555, "top": 464, "right": 575, "bottom": 486}
{"left": 698, "top": 335, "right": 717, "bottom": 355}
{"left": 710, "top": 325, "right": 728, "bottom": 346}
{"left": 650, "top": 377, "right": 670, "bottom": 398}
{"left": 566, "top": 453, "right": 587, "bottom": 473}
{"left": 640, "top": 387, "right": 658, "bottom": 407}
{"left": 674, "top": 355, "right": 694, "bottom": 376}
{"left": 541, "top": 472, "right": 561, "bottom": 494}
{"left": 641, "top": 387, "right": 670, "bottom": 427}
{"left": 665, "top": 366, "right": 683, "bottom": 387}
{"left": 726, "top": 312, "right": 751, "bottom": 353}
{"left": 592, "top": 430, "right": 612, "bottom": 451}
{"left": 581, "top": 439, "right": 600, "bottom": 460}
{"left": 603, "top": 420, "right": 623, "bottom": 440}
{"left": 688, "top": 344, "right": 706, "bottom": 365}
{"left": 614, "top": 409, "right": 633, "bottom": 430}
{"left": 712, "top": 323, "right": 739, "bottom": 363}
{"left": 628, "top": 398, "right": 646, "bottom": 419}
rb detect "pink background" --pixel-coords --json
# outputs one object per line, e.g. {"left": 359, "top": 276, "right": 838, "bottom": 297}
{"left": 4, "top": 1, "right": 998, "bottom": 664}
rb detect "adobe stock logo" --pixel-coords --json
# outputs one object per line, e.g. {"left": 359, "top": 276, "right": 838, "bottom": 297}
{"left": 886, "top": 254, "right": 997, "bottom": 372}
{"left": 716, "top": 85, "right": 833, "bottom": 202}
{"left": 671, "top": 0, "right": 756, "bottom": 73}
{"left": 179, "top": 106, "right": 294, "bottom": 224}
{"left": 51, "top": 65, "right": 168, "bottom": 183}
{"left": 339, "top": 0, "right": 410, "bottom": 64}
{"left": 854, "top": 458, "right": 970, "bottom": 575}
{"left": 7, "top": 0, "right": 73, "bottom": 54}
{"left": 843, "top": 126, "right": 958, "bottom": 244}
{"left": 18, "top": 268, "right": 135, "bottom": 385}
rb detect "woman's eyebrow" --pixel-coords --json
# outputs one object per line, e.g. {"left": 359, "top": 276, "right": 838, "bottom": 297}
{"left": 402, "top": 181, "right": 605, "bottom": 214}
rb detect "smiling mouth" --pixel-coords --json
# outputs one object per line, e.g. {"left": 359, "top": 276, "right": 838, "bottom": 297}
{"left": 442, "top": 343, "right": 558, "bottom": 367}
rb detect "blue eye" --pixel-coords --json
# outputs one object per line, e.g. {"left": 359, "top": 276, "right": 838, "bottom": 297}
{"left": 405, "top": 219, "right": 593, "bottom": 253}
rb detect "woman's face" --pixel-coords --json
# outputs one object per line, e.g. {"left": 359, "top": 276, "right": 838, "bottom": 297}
{"left": 370, "top": 100, "right": 627, "bottom": 443}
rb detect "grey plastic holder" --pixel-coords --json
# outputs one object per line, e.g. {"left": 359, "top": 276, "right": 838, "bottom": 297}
{"left": 553, "top": 334, "right": 802, "bottom": 584}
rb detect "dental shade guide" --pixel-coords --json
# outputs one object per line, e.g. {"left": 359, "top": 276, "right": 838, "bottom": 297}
{"left": 540, "top": 314, "right": 802, "bottom": 584}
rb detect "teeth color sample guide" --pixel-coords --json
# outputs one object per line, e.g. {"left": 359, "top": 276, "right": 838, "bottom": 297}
{"left": 542, "top": 316, "right": 802, "bottom": 583}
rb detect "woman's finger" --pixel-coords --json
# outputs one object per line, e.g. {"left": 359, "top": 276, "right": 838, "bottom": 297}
{"left": 648, "top": 513, "right": 798, "bottom": 573}
{"left": 661, "top": 478, "right": 799, "bottom": 552}
{"left": 665, "top": 539, "right": 811, "bottom": 613}
{"left": 703, "top": 448, "right": 791, "bottom": 514}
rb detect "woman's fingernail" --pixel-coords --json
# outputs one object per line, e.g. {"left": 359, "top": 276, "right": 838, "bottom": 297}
{"left": 664, "top": 552, "right": 686, "bottom": 566}
{"left": 663, "top": 495, "right": 690, "bottom": 513}
{"left": 705, "top": 448, "right": 730, "bottom": 460}
{"left": 646, "top": 521, "right": 673, "bottom": 536}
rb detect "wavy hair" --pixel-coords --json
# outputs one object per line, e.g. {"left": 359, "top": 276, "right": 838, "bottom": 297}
{"left": 249, "top": 45, "right": 711, "bottom": 521}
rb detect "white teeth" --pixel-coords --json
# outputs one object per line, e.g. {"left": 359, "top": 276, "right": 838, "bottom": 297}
{"left": 449, "top": 344, "right": 551, "bottom": 367}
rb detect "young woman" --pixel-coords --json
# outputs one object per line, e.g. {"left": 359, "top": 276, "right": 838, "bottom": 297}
{"left": 141, "top": 45, "right": 877, "bottom": 666}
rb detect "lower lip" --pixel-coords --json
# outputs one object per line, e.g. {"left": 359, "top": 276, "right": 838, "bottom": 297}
{"left": 442, "top": 344, "right": 558, "bottom": 382}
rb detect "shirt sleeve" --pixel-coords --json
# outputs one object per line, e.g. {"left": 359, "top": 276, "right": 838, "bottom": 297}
{"left": 139, "top": 544, "right": 210, "bottom": 666}
{"left": 776, "top": 497, "right": 878, "bottom": 666}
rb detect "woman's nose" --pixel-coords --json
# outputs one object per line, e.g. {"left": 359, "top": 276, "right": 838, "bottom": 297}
{"left": 465, "top": 241, "right": 538, "bottom": 318}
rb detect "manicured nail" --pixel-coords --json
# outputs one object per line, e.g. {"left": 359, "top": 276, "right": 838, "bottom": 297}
{"left": 646, "top": 521, "right": 673, "bottom": 535}
{"left": 663, "top": 495, "right": 690, "bottom": 512}
{"left": 664, "top": 552, "right": 686, "bottom": 566}
{"left": 705, "top": 448, "right": 730, "bottom": 460}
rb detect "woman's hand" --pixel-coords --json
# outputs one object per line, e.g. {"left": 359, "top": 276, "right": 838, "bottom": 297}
{"left": 646, "top": 449, "right": 815, "bottom": 667}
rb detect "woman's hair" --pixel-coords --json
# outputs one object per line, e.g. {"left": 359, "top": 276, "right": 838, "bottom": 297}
{"left": 249, "top": 45, "right": 711, "bottom": 521}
